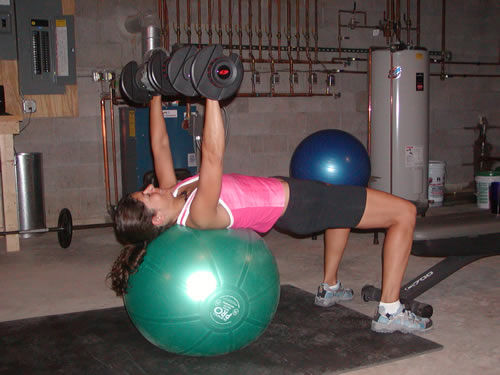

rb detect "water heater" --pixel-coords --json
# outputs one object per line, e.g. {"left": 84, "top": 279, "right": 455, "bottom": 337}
{"left": 369, "top": 46, "right": 429, "bottom": 213}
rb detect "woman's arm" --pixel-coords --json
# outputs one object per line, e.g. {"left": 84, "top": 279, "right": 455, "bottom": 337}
{"left": 149, "top": 96, "right": 177, "bottom": 188}
{"left": 189, "top": 99, "right": 225, "bottom": 228}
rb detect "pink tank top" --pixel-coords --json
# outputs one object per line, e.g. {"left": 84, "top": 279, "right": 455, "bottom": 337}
{"left": 173, "top": 174, "right": 285, "bottom": 233}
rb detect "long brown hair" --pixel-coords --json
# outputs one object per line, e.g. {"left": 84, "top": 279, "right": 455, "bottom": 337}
{"left": 107, "top": 194, "right": 170, "bottom": 296}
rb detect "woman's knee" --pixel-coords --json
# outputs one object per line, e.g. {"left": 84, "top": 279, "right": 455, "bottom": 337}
{"left": 393, "top": 199, "right": 417, "bottom": 230}
{"left": 359, "top": 189, "right": 416, "bottom": 229}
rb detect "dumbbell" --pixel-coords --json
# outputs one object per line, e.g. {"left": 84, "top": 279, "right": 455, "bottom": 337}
{"left": 120, "top": 44, "right": 244, "bottom": 104}
{"left": 190, "top": 44, "right": 244, "bottom": 101}
{"left": 120, "top": 48, "right": 177, "bottom": 105}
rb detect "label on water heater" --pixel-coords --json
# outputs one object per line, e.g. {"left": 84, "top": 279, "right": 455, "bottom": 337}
{"left": 388, "top": 66, "right": 402, "bottom": 79}
{"left": 405, "top": 146, "right": 424, "bottom": 167}
{"left": 416, "top": 73, "right": 424, "bottom": 91}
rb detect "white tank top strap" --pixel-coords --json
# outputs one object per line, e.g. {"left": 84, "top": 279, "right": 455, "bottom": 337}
{"left": 172, "top": 175, "right": 199, "bottom": 197}
{"left": 176, "top": 188, "right": 197, "bottom": 226}
{"left": 173, "top": 174, "right": 234, "bottom": 228}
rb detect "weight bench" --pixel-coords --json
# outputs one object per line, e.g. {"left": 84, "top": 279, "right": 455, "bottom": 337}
{"left": 362, "top": 208, "right": 500, "bottom": 318}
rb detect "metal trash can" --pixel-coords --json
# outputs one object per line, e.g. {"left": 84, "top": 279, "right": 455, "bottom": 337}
{"left": 16, "top": 152, "right": 46, "bottom": 237}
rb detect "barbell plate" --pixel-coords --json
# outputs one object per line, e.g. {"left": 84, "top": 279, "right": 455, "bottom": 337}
{"left": 147, "top": 49, "right": 178, "bottom": 97}
{"left": 167, "top": 45, "right": 199, "bottom": 97}
{"left": 120, "top": 61, "right": 152, "bottom": 105}
{"left": 57, "top": 208, "right": 73, "bottom": 249}
{"left": 190, "top": 45, "right": 244, "bottom": 100}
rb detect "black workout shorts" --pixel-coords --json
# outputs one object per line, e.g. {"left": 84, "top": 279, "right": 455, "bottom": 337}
{"left": 274, "top": 177, "right": 367, "bottom": 236}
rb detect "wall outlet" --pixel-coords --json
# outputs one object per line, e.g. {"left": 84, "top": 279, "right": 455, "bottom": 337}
{"left": 92, "top": 71, "right": 116, "bottom": 82}
{"left": 23, "top": 99, "right": 37, "bottom": 113}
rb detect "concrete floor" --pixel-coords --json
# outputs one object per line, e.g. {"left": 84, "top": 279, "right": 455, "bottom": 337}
{"left": 1, "top": 205, "right": 499, "bottom": 374}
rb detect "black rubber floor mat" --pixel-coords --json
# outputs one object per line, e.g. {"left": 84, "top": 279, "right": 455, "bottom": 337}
{"left": 0, "top": 285, "right": 442, "bottom": 374}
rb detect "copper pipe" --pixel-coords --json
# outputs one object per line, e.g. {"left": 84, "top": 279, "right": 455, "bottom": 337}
{"left": 270, "top": 58, "right": 276, "bottom": 96}
{"left": 396, "top": 0, "right": 401, "bottom": 41}
{"left": 307, "top": 59, "right": 313, "bottom": 95}
{"left": 164, "top": 0, "right": 170, "bottom": 50}
{"left": 337, "top": 11, "right": 342, "bottom": 58}
{"left": 108, "top": 84, "right": 118, "bottom": 204}
{"left": 226, "top": 0, "right": 233, "bottom": 52}
{"left": 313, "top": 0, "right": 318, "bottom": 61}
{"left": 431, "top": 60, "right": 500, "bottom": 66}
{"left": 207, "top": 0, "right": 213, "bottom": 45}
{"left": 277, "top": 0, "right": 281, "bottom": 61}
{"left": 268, "top": 0, "right": 273, "bottom": 60}
{"left": 383, "top": 0, "right": 390, "bottom": 43}
{"left": 268, "top": 0, "right": 276, "bottom": 96}
{"left": 390, "top": 0, "right": 394, "bottom": 43}
{"left": 217, "top": 0, "right": 223, "bottom": 44}
{"left": 257, "top": 0, "right": 263, "bottom": 60}
{"left": 295, "top": 0, "right": 300, "bottom": 60}
{"left": 238, "top": 0, "right": 243, "bottom": 56}
{"left": 242, "top": 68, "right": 366, "bottom": 74}
{"left": 286, "top": 0, "right": 294, "bottom": 94}
{"left": 248, "top": 0, "right": 254, "bottom": 60}
{"left": 240, "top": 57, "right": 361, "bottom": 65}
{"left": 406, "top": 0, "right": 411, "bottom": 44}
{"left": 304, "top": 0, "right": 310, "bottom": 53}
{"left": 304, "top": 0, "right": 313, "bottom": 95}
{"left": 286, "top": 0, "right": 292, "bottom": 55}
{"left": 441, "top": 0, "right": 446, "bottom": 80}
{"left": 158, "top": 0, "right": 170, "bottom": 51}
{"left": 186, "top": 0, "right": 192, "bottom": 44}
{"left": 100, "top": 96, "right": 111, "bottom": 208}
{"left": 251, "top": 56, "right": 257, "bottom": 95}
{"left": 196, "top": 0, "right": 202, "bottom": 47}
{"left": 430, "top": 73, "right": 500, "bottom": 78}
{"left": 175, "top": 0, "right": 181, "bottom": 43}
{"left": 417, "top": 0, "right": 420, "bottom": 46}
{"left": 238, "top": 92, "right": 332, "bottom": 97}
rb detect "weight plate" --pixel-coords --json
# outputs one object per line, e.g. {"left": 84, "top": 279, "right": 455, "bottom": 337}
{"left": 147, "top": 49, "right": 177, "bottom": 97}
{"left": 191, "top": 45, "right": 244, "bottom": 100}
{"left": 57, "top": 208, "right": 73, "bottom": 249}
{"left": 167, "top": 45, "right": 199, "bottom": 97}
{"left": 120, "top": 61, "right": 152, "bottom": 105}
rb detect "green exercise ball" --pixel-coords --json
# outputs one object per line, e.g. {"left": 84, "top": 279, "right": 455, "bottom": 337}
{"left": 124, "top": 225, "right": 280, "bottom": 356}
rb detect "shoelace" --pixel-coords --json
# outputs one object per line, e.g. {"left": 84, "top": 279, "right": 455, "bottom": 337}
{"left": 402, "top": 308, "right": 419, "bottom": 322}
{"left": 385, "top": 308, "right": 418, "bottom": 322}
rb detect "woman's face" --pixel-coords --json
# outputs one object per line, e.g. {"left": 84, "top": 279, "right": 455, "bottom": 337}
{"left": 131, "top": 184, "right": 176, "bottom": 225}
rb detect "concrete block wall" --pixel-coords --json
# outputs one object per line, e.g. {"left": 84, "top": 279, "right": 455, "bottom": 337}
{"left": 13, "top": 0, "right": 500, "bottom": 225}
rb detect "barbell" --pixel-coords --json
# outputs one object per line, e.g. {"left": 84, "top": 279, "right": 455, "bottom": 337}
{"left": 120, "top": 44, "right": 244, "bottom": 105}
{"left": 0, "top": 208, "right": 112, "bottom": 249}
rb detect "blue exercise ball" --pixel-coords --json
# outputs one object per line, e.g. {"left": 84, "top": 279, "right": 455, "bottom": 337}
{"left": 124, "top": 226, "right": 280, "bottom": 357}
{"left": 290, "top": 129, "right": 371, "bottom": 186}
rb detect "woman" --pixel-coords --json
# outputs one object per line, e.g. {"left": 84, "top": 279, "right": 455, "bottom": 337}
{"left": 109, "top": 95, "right": 432, "bottom": 334}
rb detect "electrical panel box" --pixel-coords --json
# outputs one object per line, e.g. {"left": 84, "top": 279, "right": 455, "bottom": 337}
{"left": 119, "top": 106, "right": 198, "bottom": 196}
{"left": 0, "top": 1, "right": 17, "bottom": 59}
{"left": 15, "top": 0, "right": 76, "bottom": 94}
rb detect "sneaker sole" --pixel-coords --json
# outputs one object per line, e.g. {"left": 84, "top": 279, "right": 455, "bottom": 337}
{"left": 371, "top": 321, "right": 433, "bottom": 334}
{"left": 314, "top": 296, "right": 353, "bottom": 307}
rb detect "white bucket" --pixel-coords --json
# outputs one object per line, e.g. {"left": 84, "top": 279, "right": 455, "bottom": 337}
{"left": 428, "top": 160, "right": 446, "bottom": 207}
{"left": 475, "top": 171, "right": 500, "bottom": 209}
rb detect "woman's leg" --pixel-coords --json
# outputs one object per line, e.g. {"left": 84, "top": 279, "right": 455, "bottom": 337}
{"left": 315, "top": 228, "right": 354, "bottom": 307}
{"left": 356, "top": 188, "right": 417, "bottom": 304}
{"left": 323, "top": 228, "right": 351, "bottom": 285}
